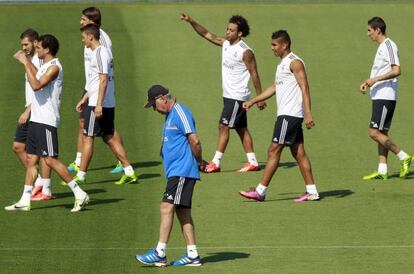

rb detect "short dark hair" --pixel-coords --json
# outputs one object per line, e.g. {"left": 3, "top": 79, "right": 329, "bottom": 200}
{"left": 80, "top": 24, "right": 100, "bottom": 40}
{"left": 20, "top": 28, "right": 39, "bottom": 42}
{"left": 38, "top": 34, "right": 59, "bottom": 56}
{"left": 82, "top": 7, "right": 102, "bottom": 27}
{"left": 368, "top": 17, "right": 386, "bottom": 34}
{"left": 229, "top": 15, "right": 250, "bottom": 37}
{"left": 272, "top": 30, "right": 291, "bottom": 48}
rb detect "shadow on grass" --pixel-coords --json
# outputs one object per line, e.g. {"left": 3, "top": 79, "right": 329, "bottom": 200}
{"left": 244, "top": 189, "right": 354, "bottom": 202}
{"left": 34, "top": 197, "right": 124, "bottom": 211}
{"left": 205, "top": 162, "right": 297, "bottom": 173}
{"left": 388, "top": 171, "right": 414, "bottom": 180}
{"left": 88, "top": 161, "right": 162, "bottom": 172}
{"left": 53, "top": 188, "right": 106, "bottom": 199}
{"left": 202, "top": 251, "right": 250, "bottom": 264}
{"left": 83, "top": 173, "right": 161, "bottom": 185}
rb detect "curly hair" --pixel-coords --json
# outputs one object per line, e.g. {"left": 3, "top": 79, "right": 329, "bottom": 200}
{"left": 229, "top": 15, "right": 250, "bottom": 37}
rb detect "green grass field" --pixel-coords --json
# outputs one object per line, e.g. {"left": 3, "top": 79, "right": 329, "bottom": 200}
{"left": 1, "top": 1, "right": 414, "bottom": 273}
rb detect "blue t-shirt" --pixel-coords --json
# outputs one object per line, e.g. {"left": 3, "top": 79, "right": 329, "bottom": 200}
{"left": 161, "top": 103, "right": 200, "bottom": 180}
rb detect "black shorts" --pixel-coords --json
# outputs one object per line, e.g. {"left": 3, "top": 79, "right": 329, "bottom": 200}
{"left": 219, "top": 97, "right": 247, "bottom": 129}
{"left": 162, "top": 177, "right": 196, "bottom": 208}
{"left": 83, "top": 106, "right": 115, "bottom": 137}
{"left": 14, "top": 123, "right": 29, "bottom": 143}
{"left": 26, "top": 122, "right": 59, "bottom": 157}
{"left": 79, "top": 106, "right": 88, "bottom": 119}
{"left": 272, "top": 115, "right": 304, "bottom": 146}
{"left": 370, "top": 99, "right": 396, "bottom": 131}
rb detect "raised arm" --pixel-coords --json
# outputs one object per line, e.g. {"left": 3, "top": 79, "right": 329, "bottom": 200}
{"left": 243, "top": 49, "right": 266, "bottom": 110}
{"left": 180, "top": 12, "right": 226, "bottom": 47}
{"left": 291, "top": 59, "right": 315, "bottom": 129}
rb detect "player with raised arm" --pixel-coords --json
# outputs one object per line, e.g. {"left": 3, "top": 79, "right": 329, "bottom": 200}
{"left": 239, "top": 30, "right": 320, "bottom": 202}
{"left": 359, "top": 17, "right": 413, "bottom": 180}
{"left": 181, "top": 12, "right": 265, "bottom": 173}
{"left": 6, "top": 34, "right": 89, "bottom": 212}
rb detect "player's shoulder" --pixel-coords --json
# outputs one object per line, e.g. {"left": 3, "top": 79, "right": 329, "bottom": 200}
{"left": 174, "top": 103, "right": 194, "bottom": 119}
{"left": 238, "top": 40, "right": 251, "bottom": 50}
{"left": 99, "top": 28, "right": 112, "bottom": 46}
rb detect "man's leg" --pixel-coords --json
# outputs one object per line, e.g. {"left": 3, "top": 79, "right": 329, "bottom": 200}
{"left": 75, "top": 135, "right": 94, "bottom": 183}
{"left": 176, "top": 207, "right": 199, "bottom": 260}
{"left": 239, "top": 143, "right": 284, "bottom": 201}
{"left": 235, "top": 127, "right": 259, "bottom": 171}
{"left": 205, "top": 124, "right": 229, "bottom": 173}
{"left": 12, "top": 141, "right": 28, "bottom": 168}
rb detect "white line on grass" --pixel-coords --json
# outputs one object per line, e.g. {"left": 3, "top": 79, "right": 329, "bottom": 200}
{"left": 1, "top": 245, "right": 414, "bottom": 251}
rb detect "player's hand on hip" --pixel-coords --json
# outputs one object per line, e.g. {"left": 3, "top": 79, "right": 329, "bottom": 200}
{"left": 256, "top": 101, "right": 267, "bottom": 110}
{"left": 94, "top": 106, "right": 103, "bottom": 119}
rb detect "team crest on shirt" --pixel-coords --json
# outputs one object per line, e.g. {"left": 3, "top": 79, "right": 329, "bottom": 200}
{"left": 233, "top": 52, "right": 237, "bottom": 58}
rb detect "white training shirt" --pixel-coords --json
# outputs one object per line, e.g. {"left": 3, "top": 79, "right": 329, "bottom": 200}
{"left": 24, "top": 54, "right": 43, "bottom": 107}
{"left": 222, "top": 40, "right": 252, "bottom": 101}
{"left": 275, "top": 52, "right": 304, "bottom": 118}
{"left": 370, "top": 38, "right": 400, "bottom": 101}
{"left": 84, "top": 28, "right": 113, "bottom": 90}
{"left": 85, "top": 45, "right": 115, "bottom": 107}
{"left": 30, "top": 58, "right": 63, "bottom": 128}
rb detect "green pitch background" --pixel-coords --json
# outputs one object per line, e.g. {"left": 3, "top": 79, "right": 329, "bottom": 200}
{"left": 1, "top": 2, "right": 414, "bottom": 273}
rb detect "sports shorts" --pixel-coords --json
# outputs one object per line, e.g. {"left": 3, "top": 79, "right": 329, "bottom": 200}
{"left": 370, "top": 99, "right": 396, "bottom": 131}
{"left": 26, "top": 121, "right": 59, "bottom": 157}
{"left": 162, "top": 177, "right": 196, "bottom": 208}
{"left": 83, "top": 106, "right": 115, "bottom": 137}
{"left": 219, "top": 97, "right": 247, "bottom": 129}
{"left": 272, "top": 115, "right": 304, "bottom": 145}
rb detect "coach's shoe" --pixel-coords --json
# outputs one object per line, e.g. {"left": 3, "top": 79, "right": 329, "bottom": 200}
{"left": 31, "top": 185, "right": 43, "bottom": 197}
{"left": 204, "top": 162, "right": 220, "bottom": 173}
{"left": 362, "top": 171, "right": 388, "bottom": 180}
{"left": 115, "top": 174, "right": 138, "bottom": 185}
{"left": 5, "top": 202, "right": 30, "bottom": 211}
{"left": 400, "top": 155, "right": 414, "bottom": 178}
{"left": 67, "top": 161, "right": 79, "bottom": 173}
{"left": 71, "top": 194, "right": 89, "bottom": 212}
{"left": 237, "top": 163, "right": 260, "bottom": 173}
{"left": 31, "top": 192, "right": 54, "bottom": 201}
{"left": 170, "top": 252, "right": 202, "bottom": 267}
{"left": 135, "top": 249, "right": 167, "bottom": 267}
{"left": 110, "top": 161, "right": 124, "bottom": 174}
{"left": 239, "top": 188, "right": 265, "bottom": 202}
{"left": 293, "top": 192, "right": 320, "bottom": 202}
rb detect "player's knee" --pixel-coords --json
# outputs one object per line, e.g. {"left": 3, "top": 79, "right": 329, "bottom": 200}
{"left": 160, "top": 202, "right": 175, "bottom": 215}
{"left": 12, "top": 142, "right": 24, "bottom": 153}
{"left": 368, "top": 128, "right": 380, "bottom": 140}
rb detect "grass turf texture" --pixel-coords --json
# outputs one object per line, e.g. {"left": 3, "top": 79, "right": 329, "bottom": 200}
{"left": 1, "top": 2, "right": 414, "bottom": 273}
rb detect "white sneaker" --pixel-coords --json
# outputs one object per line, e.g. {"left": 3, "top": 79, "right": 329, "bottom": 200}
{"left": 71, "top": 194, "right": 90, "bottom": 212}
{"left": 5, "top": 202, "right": 31, "bottom": 211}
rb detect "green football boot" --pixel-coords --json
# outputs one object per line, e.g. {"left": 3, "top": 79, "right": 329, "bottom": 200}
{"left": 400, "top": 155, "right": 414, "bottom": 178}
{"left": 115, "top": 174, "right": 138, "bottom": 185}
{"left": 362, "top": 171, "right": 388, "bottom": 180}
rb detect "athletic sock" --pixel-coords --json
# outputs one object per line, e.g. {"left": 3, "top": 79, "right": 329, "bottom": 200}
{"left": 75, "top": 152, "right": 82, "bottom": 166}
{"left": 306, "top": 184, "right": 318, "bottom": 195}
{"left": 378, "top": 163, "right": 388, "bottom": 174}
{"left": 67, "top": 180, "right": 86, "bottom": 199}
{"left": 41, "top": 178, "right": 52, "bottom": 196}
{"left": 19, "top": 185, "right": 33, "bottom": 205}
{"left": 156, "top": 242, "right": 167, "bottom": 258}
{"left": 124, "top": 165, "right": 134, "bottom": 176}
{"left": 34, "top": 175, "right": 43, "bottom": 187}
{"left": 246, "top": 152, "right": 258, "bottom": 166}
{"left": 187, "top": 245, "right": 198, "bottom": 258}
{"left": 256, "top": 183, "right": 267, "bottom": 196}
{"left": 397, "top": 150, "right": 409, "bottom": 161}
{"left": 76, "top": 170, "right": 86, "bottom": 180}
{"left": 212, "top": 151, "right": 223, "bottom": 167}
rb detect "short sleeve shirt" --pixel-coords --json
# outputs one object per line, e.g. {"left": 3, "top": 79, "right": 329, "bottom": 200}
{"left": 161, "top": 103, "right": 200, "bottom": 180}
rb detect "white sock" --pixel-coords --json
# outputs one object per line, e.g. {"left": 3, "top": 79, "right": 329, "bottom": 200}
{"left": 187, "top": 245, "right": 198, "bottom": 258}
{"left": 76, "top": 170, "right": 86, "bottom": 180}
{"left": 306, "top": 184, "right": 318, "bottom": 195}
{"left": 156, "top": 242, "right": 167, "bottom": 257}
{"left": 41, "top": 178, "right": 52, "bottom": 196}
{"left": 378, "top": 163, "right": 388, "bottom": 174}
{"left": 75, "top": 152, "right": 82, "bottom": 166}
{"left": 67, "top": 180, "right": 86, "bottom": 199}
{"left": 212, "top": 151, "right": 223, "bottom": 167}
{"left": 34, "top": 175, "right": 43, "bottom": 187}
{"left": 124, "top": 165, "right": 134, "bottom": 176}
{"left": 397, "top": 150, "right": 409, "bottom": 161}
{"left": 19, "top": 185, "right": 33, "bottom": 205}
{"left": 246, "top": 152, "right": 258, "bottom": 166}
{"left": 256, "top": 183, "right": 267, "bottom": 196}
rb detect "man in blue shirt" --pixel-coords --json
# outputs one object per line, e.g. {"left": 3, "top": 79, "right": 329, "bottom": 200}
{"left": 136, "top": 85, "right": 205, "bottom": 267}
